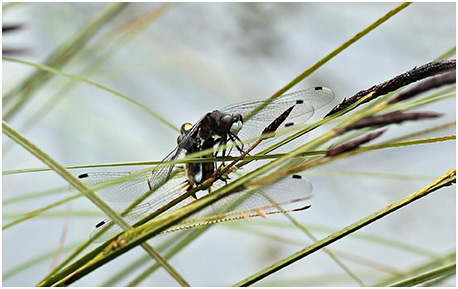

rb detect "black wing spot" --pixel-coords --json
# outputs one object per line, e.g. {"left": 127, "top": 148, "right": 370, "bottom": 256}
{"left": 296, "top": 99, "right": 304, "bottom": 104}
{"left": 78, "top": 173, "right": 89, "bottom": 179}
{"left": 284, "top": 122, "right": 294, "bottom": 127}
{"left": 292, "top": 174, "right": 302, "bottom": 179}
{"left": 293, "top": 205, "right": 311, "bottom": 211}
{"left": 95, "top": 221, "right": 107, "bottom": 228}
{"left": 314, "top": 86, "right": 323, "bottom": 90}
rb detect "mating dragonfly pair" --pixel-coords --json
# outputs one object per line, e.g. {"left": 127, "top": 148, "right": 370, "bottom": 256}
{"left": 75, "top": 86, "right": 335, "bottom": 242}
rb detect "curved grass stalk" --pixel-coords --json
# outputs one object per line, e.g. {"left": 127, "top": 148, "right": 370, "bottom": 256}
{"left": 3, "top": 57, "right": 178, "bottom": 132}
{"left": 3, "top": 195, "right": 80, "bottom": 230}
{"left": 5, "top": 118, "right": 454, "bottom": 177}
{"left": 3, "top": 186, "right": 68, "bottom": 206}
{"left": 385, "top": 121, "right": 455, "bottom": 143}
{"left": 2, "top": 2, "right": 27, "bottom": 11}
{"left": 2, "top": 121, "right": 189, "bottom": 287}
{"left": 233, "top": 168, "right": 455, "bottom": 286}
{"left": 264, "top": 2, "right": 411, "bottom": 103}
{"left": 3, "top": 3, "right": 129, "bottom": 120}
{"left": 226, "top": 226, "right": 415, "bottom": 280}
{"left": 374, "top": 251, "right": 455, "bottom": 286}
{"left": 4, "top": 5, "right": 448, "bottom": 286}
{"left": 3, "top": 242, "right": 81, "bottom": 281}
{"left": 39, "top": 127, "right": 453, "bottom": 286}
{"left": 127, "top": 228, "right": 209, "bottom": 286}
{"left": 2, "top": 4, "right": 174, "bottom": 157}
{"left": 100, "top": 231, "right": 188, "bottom": 286}
{"left": 435, "top": 46, "right": 456, "bottom": 61}
{"left": 228, "top": 221, "right": 442, "bottom": 260}
{"left": 1, "top": 124, "right": 113, "bottom": 212}
{"left": 388, "top": 263, "right": 456, "bottom": 287}
{"left": 10, "top": 81, "right": 454, "bottom": 284}
{"left": 4, "top": 131, "right": 453, "bottom": 230}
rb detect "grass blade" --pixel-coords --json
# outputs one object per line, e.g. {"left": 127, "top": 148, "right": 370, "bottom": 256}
{"left": 233, "top": 168, "right": 455, "bottom": 286}
{"left": 2, "top": 121, "right": 189, "bottom": 287}
{"left": 266, "top": 2, "right": 411, "bottom": 102}
{"left": 3, "top": 3, "right": 129, "bottom": 120}
{"left": 388, "top": 263, "right": 456, "bottom": 287}
{"left": 3, "top": 57, "right": 178, "bottom": 132}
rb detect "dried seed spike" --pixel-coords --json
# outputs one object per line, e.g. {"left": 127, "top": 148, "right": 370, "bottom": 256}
{"left": 374, "top": 60, "right": 456, "bottom": 97}
{"left": 389, "top": 71, "right": 456, "bottom": 104}
{"left": 326, "top": 130, "right": 385, "bottom": 157}
{"left": 262, "top": 105, "right": 295, "bottom": 135}
{"left": 325, "top": 59, "right": 456, "bottom": 117}
{"left": 337, "top": 111, "right": 443, "bottom": 135}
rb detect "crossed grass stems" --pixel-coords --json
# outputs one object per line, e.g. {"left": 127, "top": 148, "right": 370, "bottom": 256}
{"left": 89, "top": 59, "right": 456, "bottom": 245}
{"left": 3, "top": 3, "right": 454, "bottom": 284}
{"left": 3, "top": 55, "right": 452, "bottom": 285}
{"left": 42, "top": 58, "right": 455, "bottom": 286}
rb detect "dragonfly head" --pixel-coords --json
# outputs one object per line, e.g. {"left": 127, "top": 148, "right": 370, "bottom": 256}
{"left": 221, "top": 113, "right": 243, "bottom": 135}
{"left": 181, "top": 123, "right": 193, "bottom": 135}
{"left": 177, "top": 122, "right": 193, "bottom": 144}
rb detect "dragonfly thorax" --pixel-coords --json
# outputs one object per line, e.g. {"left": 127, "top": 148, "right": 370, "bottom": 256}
{"left": 177, "top": 111, "right": 244, "bottom": 189}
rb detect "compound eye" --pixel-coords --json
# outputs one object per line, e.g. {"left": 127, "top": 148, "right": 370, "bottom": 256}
{"left": 178, "top": 123, "right": 193, "bottom": 144}
{"left": 221, "top": 114, "right": 243, "bottom": 134}
{"left": 230, "top": 119, "right": 242, "bottom": 134}
{"left": 227, "top": 114, "right": 243, "bottom": 133}
{"left": 181, "top": 123, "right": 193, "bottom": 135}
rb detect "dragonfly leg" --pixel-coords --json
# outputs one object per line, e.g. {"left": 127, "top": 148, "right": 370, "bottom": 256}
{"left": 228, "top": 133, "right": 245, "bottom": 155}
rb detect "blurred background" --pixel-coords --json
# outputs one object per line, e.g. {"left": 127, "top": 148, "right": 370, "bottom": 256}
{"left": 3, "top": 2, "right": 455, "bottom": 286}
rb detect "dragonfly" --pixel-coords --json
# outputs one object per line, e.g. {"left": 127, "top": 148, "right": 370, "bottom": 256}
{"left": 74, "top": 86, "right": 335, "bottom": 242}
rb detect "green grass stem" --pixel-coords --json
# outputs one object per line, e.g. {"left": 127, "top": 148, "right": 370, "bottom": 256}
{"left": 233, "top": 168, "right": 455, "bottom": 286}
{"left": 3, "top": 3, "right": 129, "bottom": 120}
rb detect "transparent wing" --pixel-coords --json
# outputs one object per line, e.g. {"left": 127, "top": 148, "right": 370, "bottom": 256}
{"left": 147, "top": 146, "right": 187, "bottom": 192}
{"left": 71, "top": 150, "right": 187, "bottom": 204}
{"left": 159, "top": 174, "right": 313, "bottom": 234}
{"left": 90, "top": 173, "right": 192, "bottom": 242}
{"left": 90, "top": 174, "right": 312, "bottom": 242}
{"left": 211, "top": 174, "right": 313, "bottom": 215}
{"left": 223, "top": 87, "right": 334, "bottom": 142}
{"left": 90, "top": 202, "right": 152, "bottom": 242}
{"left": 222, "top": 86, "right": 334, "bottom": 150}
{"left": 70, "top": 171, "right": 152, "bottom": 202}
{"left": 222, "top": 86, "right": 334, "bottom": 121}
